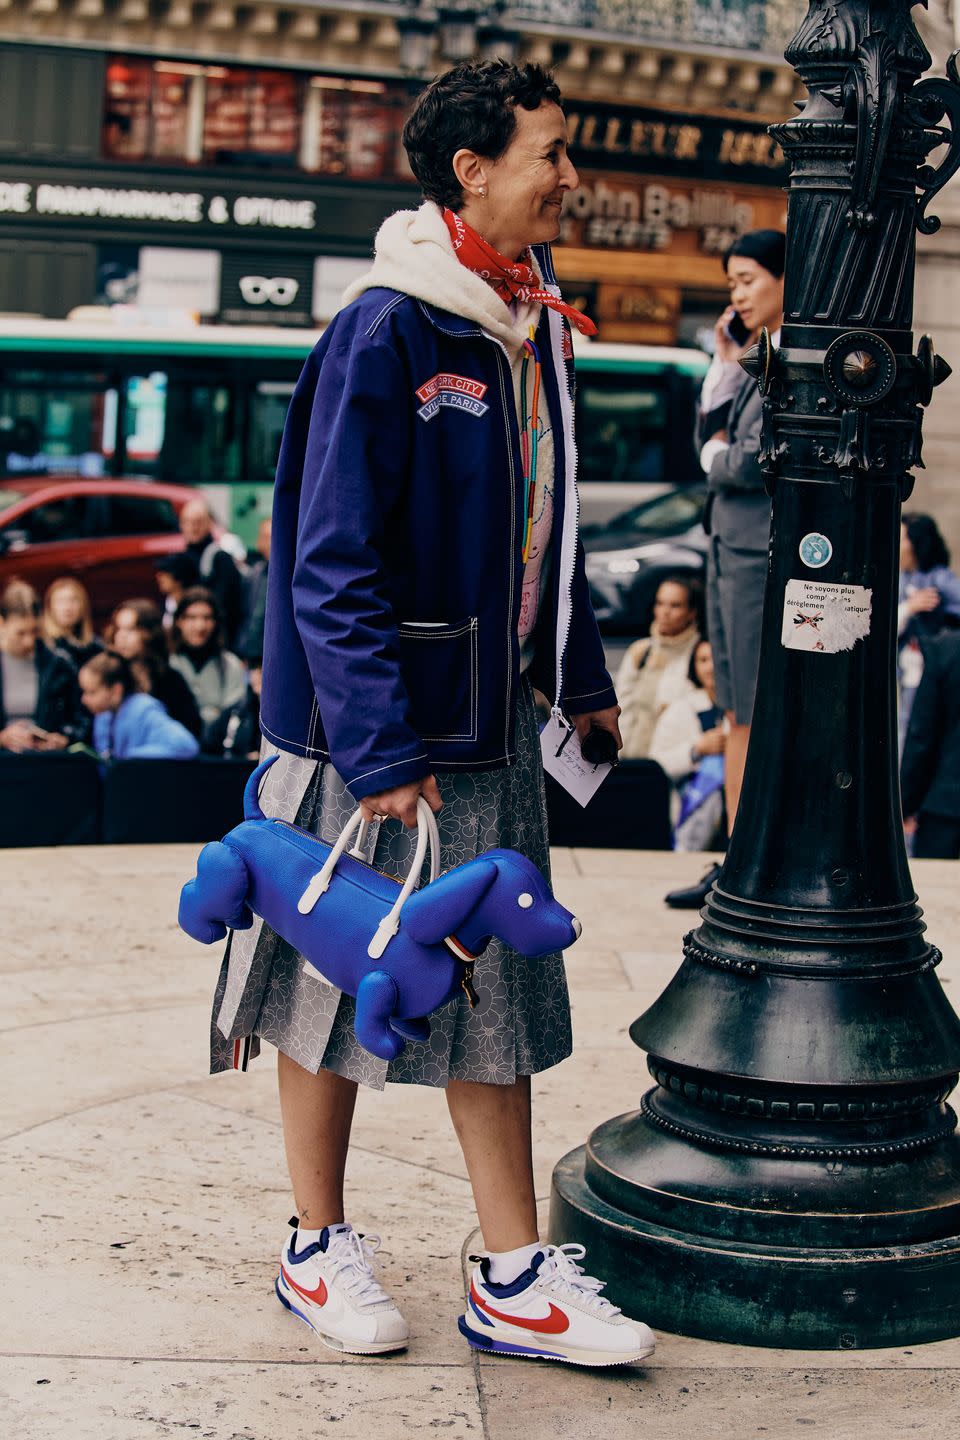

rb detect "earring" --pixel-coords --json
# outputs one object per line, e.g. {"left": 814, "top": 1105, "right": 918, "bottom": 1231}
{"left": 478, "top": 187, "right": 486, "bottom": 197}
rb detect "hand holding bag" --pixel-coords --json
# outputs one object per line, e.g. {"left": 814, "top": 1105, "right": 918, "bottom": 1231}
{"left": 179, "top": 755, "right": 581, "bottom": 1061}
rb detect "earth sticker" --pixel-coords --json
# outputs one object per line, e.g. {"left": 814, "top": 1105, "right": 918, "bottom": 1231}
{"left": 799, "top": 533, "right": 833, "bottom": 569}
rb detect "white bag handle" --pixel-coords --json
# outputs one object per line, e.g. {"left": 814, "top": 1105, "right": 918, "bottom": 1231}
{"left": 297, "top": 798, "right": 442, "bottom": 961}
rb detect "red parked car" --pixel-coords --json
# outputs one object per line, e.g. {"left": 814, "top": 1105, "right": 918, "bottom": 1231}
{"left": 0, "top": 477, "right": 206, "bottom": 626}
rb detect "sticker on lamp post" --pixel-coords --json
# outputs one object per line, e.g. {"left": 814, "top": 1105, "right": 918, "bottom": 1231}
{"left": 799, "top": 533, "right": 833, "bottom": 568}
{"left": 781, "top": 579, "right": 872, "bottom": 653}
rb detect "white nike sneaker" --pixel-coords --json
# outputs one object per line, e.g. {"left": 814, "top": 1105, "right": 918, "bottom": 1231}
{"left": 459, "top": 1243, "right": 656, "bottom": 1368}
{"left": 275, "top": 1219, "right": 409, "bottom": 1355}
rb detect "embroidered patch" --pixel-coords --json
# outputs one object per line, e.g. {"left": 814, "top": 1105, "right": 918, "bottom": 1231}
{"left": 418, "top": 392, "right": 489, "bottom": 422}
{"left": 415, "top": 372, "right": 489, "bottom": 420}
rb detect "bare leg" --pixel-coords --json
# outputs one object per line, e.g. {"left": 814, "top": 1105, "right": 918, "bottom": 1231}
{"left": 277, "top": 1051, "right": 359, "bottom": 1227}
{"left": 725, "top": 719, "right": 751, "bottom": 828}
{"left": 446, "top": 1076, "right": 539, "bottom": 1251}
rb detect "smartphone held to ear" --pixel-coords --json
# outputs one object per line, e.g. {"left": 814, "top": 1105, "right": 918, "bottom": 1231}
{"left": 724, "top": 311, "right": 751, "bottom": 346}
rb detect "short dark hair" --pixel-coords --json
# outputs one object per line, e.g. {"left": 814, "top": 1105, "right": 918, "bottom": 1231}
{"left": 402, "top": 59, "right": 562, "bottom": 211}
{"left": 903, "top": 512, "right": 950, "bottom": 572}
{"left": 155, "top": 552, "right": 200, "bottom": 587}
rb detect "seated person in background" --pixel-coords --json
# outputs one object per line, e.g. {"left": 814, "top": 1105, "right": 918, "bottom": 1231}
{"left": 900, "top": 629, "right": 960, "bottom": 859}
{"left": 898, "top": 512, "right": 960, "bottom": 748}
{"left": 107, "top": 598, "right": 202, "bottom": 739}
{"left": 203, "top": 657, "right": 262, "bottom": 759}
{"left": 155, "top": 553, "right": 200, "bottom": 630}
{"left": 42, "top": 577, "right": 102, "bottom": 671}
{"left": 79, "top": 650, "right": 199, "bottom": 760}
{"left": 178, "top": 498, "right": 247, "bottom": 649}
{"left": 0, "top": 579, "right": 85, "bottom": 752}
{"left": 168, "top": 587, "right": 246, "bottom": 736}
{"left": 650, "top": 639, "right": 727, "bottom": 853}
{"left": 615, "top": 576, "right": 702, "bottom": 759}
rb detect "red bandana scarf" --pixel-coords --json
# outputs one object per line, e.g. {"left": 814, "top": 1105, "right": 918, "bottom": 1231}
{"left": 443, "top": 207, "right": 598, "bottom": 337}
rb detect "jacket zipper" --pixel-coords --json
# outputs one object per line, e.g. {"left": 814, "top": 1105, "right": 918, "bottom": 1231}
{"left": 543, "top": 301, "right": 579, "bottom": 718}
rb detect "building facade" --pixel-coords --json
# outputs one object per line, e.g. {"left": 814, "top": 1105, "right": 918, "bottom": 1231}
{"left": 2, "top": 0, "right": 959, "bottom": 541}
{"left": 0, "top": 1, "right": 806, "bottom": 338}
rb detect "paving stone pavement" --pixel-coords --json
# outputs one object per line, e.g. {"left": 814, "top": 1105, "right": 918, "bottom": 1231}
{"left": 3, "top": 843, "right": 960, "bottom": 1439}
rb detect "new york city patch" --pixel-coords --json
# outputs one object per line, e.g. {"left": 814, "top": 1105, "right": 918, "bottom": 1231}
{"left": 415, "top": 372, "right": 489, "bottom": 422}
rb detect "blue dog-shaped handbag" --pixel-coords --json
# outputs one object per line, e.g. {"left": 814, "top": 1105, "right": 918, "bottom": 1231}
{"left": 179, "top": 755, "right": 581, "bottom": 1061}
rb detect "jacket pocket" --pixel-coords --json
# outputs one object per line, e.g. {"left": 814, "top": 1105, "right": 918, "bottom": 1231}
{"left": 398, "top": 617, "right": 478, "bottom": 743}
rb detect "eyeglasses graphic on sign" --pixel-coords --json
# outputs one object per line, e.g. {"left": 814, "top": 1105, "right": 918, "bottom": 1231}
{"left": 238, "top": 275, "right": 300, "bottom": 306}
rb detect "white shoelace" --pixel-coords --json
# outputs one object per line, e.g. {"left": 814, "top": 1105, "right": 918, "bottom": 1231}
{"left": 534, "top": 1244, "right": 622, "bottom": 1318}
{"left": 325, "top": 1230, "right": 392, "bottom": 1307}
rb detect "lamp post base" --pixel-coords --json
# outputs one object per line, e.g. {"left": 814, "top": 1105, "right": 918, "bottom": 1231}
{"left": 550, "top": 1122, "right": 960, "bottom": 1350}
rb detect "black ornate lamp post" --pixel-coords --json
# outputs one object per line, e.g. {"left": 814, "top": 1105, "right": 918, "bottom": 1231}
{"left": 551, "top": 0, "right": 960, "bottom": 1347}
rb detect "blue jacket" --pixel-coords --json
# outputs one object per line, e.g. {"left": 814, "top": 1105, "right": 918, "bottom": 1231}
{"left": 260, "top": 246, "right": 614, "bottom": 800}
{"left": 94, "top": 693, "right": 200, "bottom": 760}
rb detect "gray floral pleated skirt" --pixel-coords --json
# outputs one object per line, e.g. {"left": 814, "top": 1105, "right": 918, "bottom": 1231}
{"left": 208, "top": 680, "right": 572, "bottom": 1089}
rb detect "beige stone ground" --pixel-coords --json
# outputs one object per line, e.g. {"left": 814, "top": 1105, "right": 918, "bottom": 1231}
{"left": 2, "top": 843, "right": 960, "bottom": 1440}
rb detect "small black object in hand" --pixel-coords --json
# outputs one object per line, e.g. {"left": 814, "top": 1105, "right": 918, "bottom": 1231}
{"left": 580, "top": 725, "right": 619, "bottom": 767}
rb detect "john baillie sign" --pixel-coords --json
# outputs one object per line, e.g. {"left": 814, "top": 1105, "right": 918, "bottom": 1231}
{"left": 566, "top": 101, "right": 787, "bottom": 188}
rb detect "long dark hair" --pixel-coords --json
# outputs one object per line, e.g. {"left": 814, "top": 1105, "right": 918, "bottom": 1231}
{"left": 903, "top": 512, "right": 950, "bottom": 572}
{"left": 107, "top": 598, "right": 173, "bottom": 691}
{"left": 170, "top": 586, "right": 224, "bottom": 655}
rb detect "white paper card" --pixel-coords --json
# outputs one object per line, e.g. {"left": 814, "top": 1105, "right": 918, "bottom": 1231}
{"left": 781, "top": 578, "right": 872, "bottom": 653}
{"left": 540, "top": 714, "right": 612, "bottom": 808}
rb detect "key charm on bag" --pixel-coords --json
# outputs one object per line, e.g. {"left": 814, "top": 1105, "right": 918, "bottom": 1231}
{"left": 179, "top": 754, "right": 582, "bottom": 1061}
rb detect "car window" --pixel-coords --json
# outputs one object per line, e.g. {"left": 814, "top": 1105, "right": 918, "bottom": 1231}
{"left": 576, "top": 380, "right": 668, "bottom": 488}
{"left": 607, "top": 489, "right": 707, "bottom": 535}
{"left": 107, "top": 493, "right": 180, "bottom": 536}
{"left": 16, "top": 494, "right": 92, "bottom": 544}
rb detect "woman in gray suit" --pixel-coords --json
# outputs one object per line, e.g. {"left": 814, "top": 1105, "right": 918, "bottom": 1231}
{"left": 667, "top": 230, "right": 785, "bottom": 910}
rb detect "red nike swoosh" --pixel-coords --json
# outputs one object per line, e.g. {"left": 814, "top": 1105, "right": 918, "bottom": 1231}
{"left": 470, "top": 1281, "right": 569, "bottom": 1335}
{"left": 282, "top": 1265, "right": 327, "bottom": 1307}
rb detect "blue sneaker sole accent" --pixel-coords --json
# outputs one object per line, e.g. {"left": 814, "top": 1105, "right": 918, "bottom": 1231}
{"left": 458, "top": 1315, "right": 556, "bottom": 1360}
{"left": 276, "top": 1276, "right": 311, "bottom": 1329}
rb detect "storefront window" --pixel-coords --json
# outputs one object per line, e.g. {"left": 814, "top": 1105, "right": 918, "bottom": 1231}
{"left": 103, "top": 59, "right": 151, "bottom": 161}
{"left": 204, "top": 70, "right": 300, "bottom": 164}
{"left": 303, "top": 80, "right": 401, "bottom": 180}
{"left": 249, "top": 72, "right": 299, "bottom": 160}
{"left": 102, "top": 58, "right": 413, "bottom": 177}
{"left": 152, "top": 68, "right": 195, "bottom": 161}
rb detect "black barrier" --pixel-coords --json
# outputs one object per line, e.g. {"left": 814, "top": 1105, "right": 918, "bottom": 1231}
{"left": 544, "top": 759, "right": 671, "bottom": 850}
{"left": 0, "top": 751, "right": 100, "bottom": 847}
{"left": 0, "top": 753, "right": 672, "bottom": 850}
{"left": 100, "top": 757, "right": 257, "bottom": 844}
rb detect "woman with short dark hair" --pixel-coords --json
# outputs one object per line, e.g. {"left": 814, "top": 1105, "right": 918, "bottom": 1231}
{"left": 212, "top": 59, "right": 652, "bottom": 1366}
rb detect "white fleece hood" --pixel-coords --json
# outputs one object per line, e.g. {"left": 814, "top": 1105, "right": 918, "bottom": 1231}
{"left": 341, "top": 202, "right": 541, "bottom": 357}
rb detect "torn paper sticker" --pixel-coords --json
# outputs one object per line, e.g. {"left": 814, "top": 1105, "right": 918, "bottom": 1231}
{"left": 781, "top": 578, "right": 872, "bottom": 654}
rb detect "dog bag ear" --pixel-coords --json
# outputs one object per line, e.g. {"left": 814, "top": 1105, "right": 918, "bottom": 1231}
{"left": 401, "top": 859, "right": 498, "bottom": 945}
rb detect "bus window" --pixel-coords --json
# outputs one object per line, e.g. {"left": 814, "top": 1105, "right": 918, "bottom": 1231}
{"left": 0, "top": 372, "right": 114, "bottom": 478}
{"left": 122, "top": 372, "right": 167, "bottom": 474}
{"left": 576, "top": 379, "right": 668, "bottom": 489}
{"left": 159, "top": 381, "right": 239, "bottom": 484}
{"left": 249, "top": 381, "right": 294, "bottom": 482}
